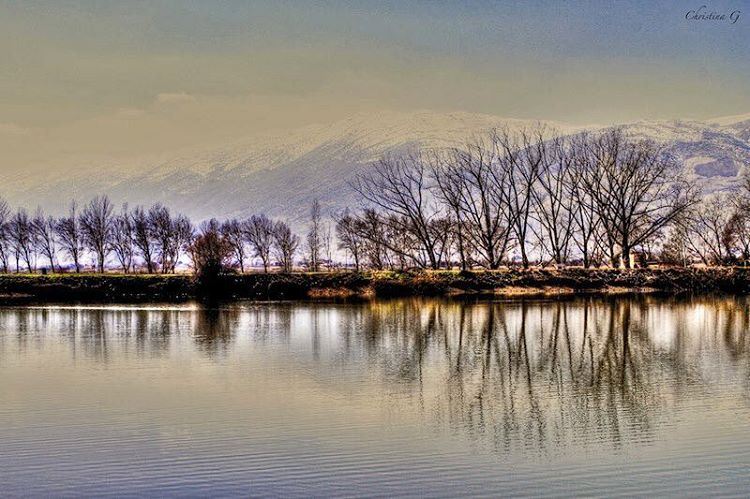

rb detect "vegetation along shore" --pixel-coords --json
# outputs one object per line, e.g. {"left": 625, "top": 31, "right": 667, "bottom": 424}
{"left": 0, "top": 267, "right": 748, "bottom": 304}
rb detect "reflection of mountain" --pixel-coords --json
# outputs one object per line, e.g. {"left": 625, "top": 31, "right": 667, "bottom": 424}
{"left": 4, "top": 111, "right": 750, "bottom": 224}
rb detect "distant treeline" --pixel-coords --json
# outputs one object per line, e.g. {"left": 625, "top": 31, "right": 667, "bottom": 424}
{"left": 0, "top": 127, "right": 748, "bottom": 275}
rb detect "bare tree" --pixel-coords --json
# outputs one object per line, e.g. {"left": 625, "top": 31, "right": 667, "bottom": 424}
{"left": 244, "top": 214, "right": 275, "bottom": 272}
{"left": 726, "top": 196, "right": 750, "bottom": 264}
{"left": 272, "top": 220, "right": 299, "bottom": 273}
{"left": 430, "top": 216, "right": 457, "bottom": 269}
{"left": 171, "top": 215, "right": 194, "bottom": 272}
{"left": 660, "top": 218, "right": 691, "bottom": 267}
{"left": 575, "top": 129, "right": 697, "bottom": 268}
{"left": 495, "top": 128, "right": 544, "bottom": 268}
{"left": 189, "top": 219, "right": 231, "bottom": 278}
{"left": 530, "top": 134, "right": 576, "bottom": 266}
{"left": 565, "top": 140, "right": 601, "bottom": 268}
{"left": 80, "top": 196, "right": 114, "bottom": 273}
{"left": 148, "top": 204, "right": 171, "bottom": 273}
{"left": 356, "top": 209, "right": 389, "bottom": 270}
{"left": 221, "top": 219, "right": 247, "bottom": 272}
{"left": 685, "top": 192, "right": 735, "bottom": 265}
{"left": 131, "top": 206, "right": 156, "bottom": 273}
{"left": 111, "top": 205, "right": 135, "bottom": 273}
{"left": 322, "top": 221, "right": 333, "bottom": 270}
{"left": 10, "top": 209, "right": 35, "bottom": 272}
{"left": 432, "top": 139, "right": 513, "bottom": 269}
{"left": 352, "top": 153, "right": 443, "bottom": 269}
{"left": 430, "top": 153, "right": 470, "bottom": 270}
{"left": 147, "top": 204, "right": 189, "bottom": 273}
{"left": 55, "top": 201, "right": 84, "bottom": 273}
{"left": 0, "top": 198, "right": 12, "bottom": 272}
{"left": 31, "top": 208, "right": 57, "bottom": 272}
{"left": 336, "top": 210, "right": 364, "bottom": 271}
{"left": 306, "top": 199, "right": 323, "bottom": 271}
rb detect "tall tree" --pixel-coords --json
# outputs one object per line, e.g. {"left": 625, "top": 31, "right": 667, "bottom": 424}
{"left": 189, "top": 219, "right": 231, "bottom": 279}
{"left": 171, "top": 215, "right": 194, "bottom": 272}
{"left": 306, "top": 200, "right": 323, "bottom": 271}
{"left": 131, "top": 206, "right": 156, "bottom": 273}
{"left": 244, "top": 214, "right": 275, "bottom": 272}
{"left": 336, "top": 210, "right": 364, "bottom": 271}
{"left": 0, "top": 198, "right": 12, "bottom": 272}
{"left": 432, "top": 139, "right": 512, "bottom": 269}
{"left": 10, "top": 209, "right": 35, "bottom": 272}
{"left": 495, "top": 128, "right": 543, "bottom": 269}
{"left": 221, "top": 219, "right": 247, "bottom": 272}
{"left": 430, "top": 151, "right": 470, "bottom": 270}
{"left": 685, "top": 192, "right": 735, "bottom": 265}
{"left": 530, "top": 134, "right": 576, "bottom": 266}
{"left": 80, "top": 196, "right": 114, "bottom": 273}
{"left": 352, "top": 153, "right": 443, "bottom": 269}
{"left": 272, "top": 220, "right": 299, "bottom": 273}
{"left": 111, "top": 205, "right": 135, "bottom": 273}
{"left": 55, "top": 201, "right": 84, "bottom": 273}
{"left": 575, "top": 130, "right": 697, "bottom": 268}
{"left": 148, "top": 204, "right": 173, "bottom": 273}
{"left": 31, "top": 208, "right": 57, "bottom": 272}
{"left": 565, "top": 140, "right": 601, "bottom": 268}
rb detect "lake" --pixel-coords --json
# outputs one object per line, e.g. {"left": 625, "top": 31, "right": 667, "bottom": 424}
{"left": 1, "top": 296, "right": 750, "bottom": 497}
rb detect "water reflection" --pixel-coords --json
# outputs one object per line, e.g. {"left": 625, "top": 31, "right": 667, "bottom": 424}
{"left": 1, "top": 296, "right": 750, "bottom": 468}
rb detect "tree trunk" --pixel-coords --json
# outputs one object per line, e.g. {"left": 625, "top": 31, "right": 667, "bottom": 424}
{"left": 520, "top": 246, "right": 529, "bottom": 269}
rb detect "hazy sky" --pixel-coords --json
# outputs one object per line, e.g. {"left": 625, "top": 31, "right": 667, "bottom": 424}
{"left": 1, "top": 0, "right": 748, "bottom": 169}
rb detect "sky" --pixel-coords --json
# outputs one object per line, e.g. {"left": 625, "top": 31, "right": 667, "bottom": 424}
{"left": 0, "top": 0, "right": 748, "bottom": 171}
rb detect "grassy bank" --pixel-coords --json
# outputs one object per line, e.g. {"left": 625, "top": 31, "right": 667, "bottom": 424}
{"left": 0, "top": 268, "right": 749, "bottom": 303}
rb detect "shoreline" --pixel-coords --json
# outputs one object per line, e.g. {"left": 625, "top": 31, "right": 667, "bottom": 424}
{"left": 0, "top": 268, "right": 748, "bottom": 303}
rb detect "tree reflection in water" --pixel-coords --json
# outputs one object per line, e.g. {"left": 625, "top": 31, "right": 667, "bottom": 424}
{"left": 324, "top": 296, "right": 750, "bottom": 455}
{"left": 1, "top": 296, "right": 749, "bottom": 457}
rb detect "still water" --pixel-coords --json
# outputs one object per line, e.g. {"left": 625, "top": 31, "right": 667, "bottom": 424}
{"left": 1, "top": 296, "right": 750, "bottom": 497}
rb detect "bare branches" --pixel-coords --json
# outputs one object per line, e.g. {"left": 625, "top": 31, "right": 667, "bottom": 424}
{"left": 306, "top": 200, "right": 323, "bottom": 272}
{"left": 347, "top": 126, "right": 706, "bottom": 270}
{"left": 352, "top": 153, "right": 443, "bottom": 269}
{"left": 573, "top": 129, "right": 698, "bottom": 267}
{"left": 221, "top": 219, "right": 246, "bottom": 272}
{"left": 32, "top": 208, "right": 57, "bottom": 272}
{"left": 9, "top": 209, "right": 35, "bottom": 272}
{"left": 80, "top": 196, "right": 114, "bottom": 273}
{"left": 111, "top": 205, "right": 134, "bottom": 273}
{"left": 245, "top": 214, "right": 275, "bottom": 273}
{"left": 272, "top": 220, "right": 299, "bottom": 273}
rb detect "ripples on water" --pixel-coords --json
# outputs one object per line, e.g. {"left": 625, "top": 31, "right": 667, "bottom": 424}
{"left": 1, "top": 296, "right": 750, "bottom": 496}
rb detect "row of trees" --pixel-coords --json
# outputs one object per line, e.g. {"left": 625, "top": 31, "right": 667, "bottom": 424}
{"left": 1, "top": 127, "right": 747, "bottom": 273}
{"left": 337, "top": 128, "right": 714, "bottom": 270}
{"left": 0, "top": 196, "right": 311, "bottom": 274}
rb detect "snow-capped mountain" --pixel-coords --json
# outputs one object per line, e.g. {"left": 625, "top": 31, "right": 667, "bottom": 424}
{"left": 618, "top": 117, "right": 750, "bottom": 192}
{"left": 3, "top": 110, "right": 749, "bottom": 225}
